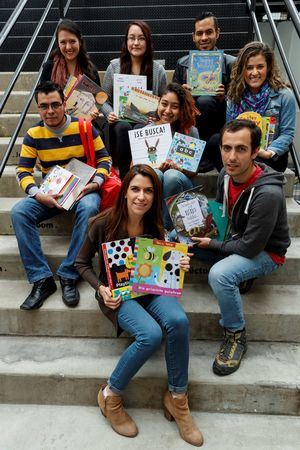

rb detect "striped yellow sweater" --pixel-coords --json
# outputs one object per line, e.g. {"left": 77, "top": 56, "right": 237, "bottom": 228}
{"left": 16, "top": 116, "right": 111, "bottom": 194}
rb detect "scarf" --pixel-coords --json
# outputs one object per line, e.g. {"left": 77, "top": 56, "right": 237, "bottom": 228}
{"left": 51, "top": 54, "right": 81, "bottom": 89}
{"left": 230, "top": 81, "right": 271, "bottom": 120}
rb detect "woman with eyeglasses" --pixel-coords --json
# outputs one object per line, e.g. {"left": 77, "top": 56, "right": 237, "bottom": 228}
{"left": 101, "top": 20, "right": 167, "bottom": 179}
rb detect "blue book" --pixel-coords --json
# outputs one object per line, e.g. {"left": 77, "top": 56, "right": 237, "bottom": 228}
{"left": 166, "top": 132, "right": 206, "bottom": 172}
{"left": 187, "top": 50, "right": 223, "bottom": 96}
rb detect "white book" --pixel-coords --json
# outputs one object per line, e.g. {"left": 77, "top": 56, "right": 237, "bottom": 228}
{"left": 113, "top": 74, "right": 147, "bottom": 117}
{"left": 128, "top": 123, "right": 172, "bottom": 167}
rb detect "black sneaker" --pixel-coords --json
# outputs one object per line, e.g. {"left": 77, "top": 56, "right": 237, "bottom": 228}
{"left": 213, "top": 328, "right": 247, "bottom": 376}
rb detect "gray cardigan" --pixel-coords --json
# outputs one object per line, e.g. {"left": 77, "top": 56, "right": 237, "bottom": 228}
{"left": 101, "top": 58, "right": 167, "bottom": 117}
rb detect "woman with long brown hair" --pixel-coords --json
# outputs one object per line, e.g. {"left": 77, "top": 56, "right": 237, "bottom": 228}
{"left": 227, "top": 41, "right": 296, "bottom": 172}
{"left": 101, "top": 20, "right": 167, "bottom": 179}
{"left": 75, "top": 164, "right": 203, "bottom": 446}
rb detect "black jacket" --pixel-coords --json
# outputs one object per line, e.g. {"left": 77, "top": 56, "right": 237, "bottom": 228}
{"left": 40, "top": 59, "right": 101, "bottom": 86}
{"left": 208, "top": 164, "right": 290, "bottom": 258}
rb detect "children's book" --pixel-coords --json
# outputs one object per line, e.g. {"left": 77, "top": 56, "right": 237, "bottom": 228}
{"left": 64, "top": 74, "right": 108, "bottom": 119}
{"left": 102, "top": 237, "right": 142, "bottom": 301}
{"left": 122, "top": 88, "right": 159, "bottom": 124}
{"left": 128, "top": 123, "right": 172, "bottom": 167}
{"left": 39, "top": 158, "right": 96, "bottom": 210}
{"left": 237, "top": 111, "right": 277, "bottom": 150}
{"left": 187, "top": 50, "right": 223, "bottom": 96}
{"left": 130, "top": 237, "right": 188, "bottom": 298}
{"left": 166, "top": 186, "right": 229, "bottom": 245}
{"left": 113, "top": 74, "right": 147, "bottom": 119}
{"left": 166, "top": 132, "right": 206, "bottom": 172}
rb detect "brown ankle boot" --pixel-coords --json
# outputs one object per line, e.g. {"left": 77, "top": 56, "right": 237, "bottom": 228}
{"left": 97, "top": 385, "right": 138, "bottom": 438}
{"left": 163, "top": 391, "right": 203, "bottom": 447}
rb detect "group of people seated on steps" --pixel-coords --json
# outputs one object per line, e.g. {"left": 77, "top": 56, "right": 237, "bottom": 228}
{"left": 11, "top": 11, "right": 294, "bottom": 447}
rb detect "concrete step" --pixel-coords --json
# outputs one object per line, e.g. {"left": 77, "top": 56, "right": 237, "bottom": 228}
{"left": 0, "top": 335, "right": 299, "bottom": 415}
{"left": 0, "top": 280, "right": 299, "bottom": 342}
{"left": 0, "top": 198, "right": 74, "bottom": 235}
{"left": 0, "top": 72, "right": 40, "bottom": 91}
{"left": 0, "top": 235, "right": 299, "bottom": 284}
{"left": 0, "top": 165, "right": 296, "bottom": 198}
{"left": 1, "top": 405, "right": 299, "bottom": 450}
{"left": 0, "top": 137, "right": 23, "bottom": 165}
{"left": 0, "top": 114, "right": 39, "bottom": 137}
{"left": 1, "top": 196, "right": 300, "bottom": 237}
{"left": 0, "top": 91, "right": 37, "bottom": 114}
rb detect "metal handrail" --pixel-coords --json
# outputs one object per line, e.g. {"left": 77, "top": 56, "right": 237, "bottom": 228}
{"left": 246, "top": 0, "right": 263, "bottom": 41}
{"left": 0, "top": 0, "right": 71, "bottom": 178}
{"left": 261, "top": 0, "right": 300, "bottom": 107}
{"left": 0, "top": 0, "right": 29, "bottom": 48}
{"left": 0, "top": 0, "right": 56, "bottom": 115}
{"left": 283, "top": 0, "right": 300, "bottom": 38}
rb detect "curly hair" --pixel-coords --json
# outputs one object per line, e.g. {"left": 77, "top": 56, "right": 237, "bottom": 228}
{"left": 51, "top": 19, "right": 98, "bottom": 81}
{"left": 158, "top": 83, "right": 196, "bottom": 134}
{"left": 120, "top": 20, "right": 154, "bottom": 90}
{"left": 227, "top": 41, "right": 287, "bottom": 103}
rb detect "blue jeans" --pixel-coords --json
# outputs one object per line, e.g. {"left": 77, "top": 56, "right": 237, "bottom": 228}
{"left": 108, "top": 295, "right": 189, "bottom": 395}
{"left": 11, "top": 193, "right": 100, "bottom": 283}
{"left": 192, "top": 248, "right": 279, "bottom": 331}
{"left": 155, "top": 169, "right": 194, "bottom": 230}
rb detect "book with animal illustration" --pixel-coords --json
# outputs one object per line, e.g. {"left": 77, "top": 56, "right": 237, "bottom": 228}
{"left": 187, "top": 50, "right": 223, "bottom": 96}
{"left": 128, "top": 123, "right": 172, "bottom": 167}
{"left": 64, "top": 74, "right": 108, "bottom": 119}
{"left": 113, "top": 74, "right": 147, "bottom": 119}
{"left": 122, "top": 88, "right": 159, "bottom": 124}
{"left": 166, "top": 132, "right": 206, "bottom": 172}
{"left": 102, "top": 237, "right": 142, "bottom": 301}
{"left": 130, "top": 237, "right": 188, "bottom": 297}
{"left": 39, "top": 158, "right": 96, "bottom": 210}
{"left": 237, "top": 111, "right": 277, "bottom": 150}
{"left": 165, "top": 186, "right": 229, "bottom": 245}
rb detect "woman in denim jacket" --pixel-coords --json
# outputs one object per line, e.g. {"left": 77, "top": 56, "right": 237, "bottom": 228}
{"left": 227, "top": 41, "right": 296, "bottom": 172}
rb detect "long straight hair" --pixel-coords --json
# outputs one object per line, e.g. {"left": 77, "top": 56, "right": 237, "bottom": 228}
{"left": 94, "top": 165, "right": 164, "bottom": 242}
{"left": 120, "top": 20, "right": 154, "bottom": 90}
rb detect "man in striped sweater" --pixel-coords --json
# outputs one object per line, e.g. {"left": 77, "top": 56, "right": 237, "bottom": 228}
{"left": 11, "top": 81, "right": 111, "bottom": 310}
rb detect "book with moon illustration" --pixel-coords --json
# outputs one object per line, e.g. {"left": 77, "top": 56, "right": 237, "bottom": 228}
{"left": 130, "top": 237, "right": 188, "bottom": 297}
{"left": 237, "top": 111, "right": 277, "bottom": 150}
{"left": 187, "top": 50, "right": 223, "bottom": 96}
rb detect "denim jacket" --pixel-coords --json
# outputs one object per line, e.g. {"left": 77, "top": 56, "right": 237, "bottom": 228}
{"left": 226, "top": 87, "right": 296, "bottom": 156}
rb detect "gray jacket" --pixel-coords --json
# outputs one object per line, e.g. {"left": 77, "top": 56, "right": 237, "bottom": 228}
{"left": 208, "top": 164, "right": 290, "bottom": 258}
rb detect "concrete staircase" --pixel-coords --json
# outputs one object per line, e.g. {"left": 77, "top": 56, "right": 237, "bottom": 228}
{"left": 0, "top": 72, "right": 300, "bottom": 449}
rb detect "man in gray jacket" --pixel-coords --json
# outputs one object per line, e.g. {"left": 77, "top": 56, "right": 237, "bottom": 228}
{"left": 193, "top": 119, "right": 290, "bottom": 375}
{"left": 173, "top": 12, "right": 235, "bottom": 168}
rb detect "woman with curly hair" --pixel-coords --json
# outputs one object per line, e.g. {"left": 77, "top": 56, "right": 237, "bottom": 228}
{"left": 153, "top": 83, "right": 201, "bottom": 229}
{"left": 75, "top": 164, "right": 203, "bottom": 446}
{"left": 101, "top": 20, "right": 167, "bottom": 179}
{"left": 226, "top": 41, "right": 296, "bottom": 172}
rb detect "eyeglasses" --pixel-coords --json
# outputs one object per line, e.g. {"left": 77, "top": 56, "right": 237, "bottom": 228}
{"left": 38, "top": 102, "right": 63, "bottom": 111}
{"left": 127, "top": 36, "right": 146, "bottom": 43}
